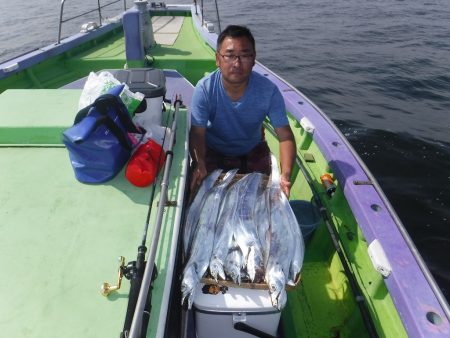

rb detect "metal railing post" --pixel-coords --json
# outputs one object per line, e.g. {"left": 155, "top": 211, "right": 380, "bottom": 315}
{"left": 97, "top": 0, "right": 103, "bottom": 26}
{"left": 57, "top": 0, "right": 67, "bottom": 44}
{"left": 57, "top": 0, "right": 128, "bottom": 44}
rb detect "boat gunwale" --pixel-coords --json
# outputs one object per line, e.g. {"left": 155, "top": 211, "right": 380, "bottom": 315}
{"left": 0, "top": 4, "right": 193, "bottom": 81}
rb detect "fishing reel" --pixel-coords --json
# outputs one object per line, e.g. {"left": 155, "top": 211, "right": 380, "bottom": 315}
{"left": 101, "top": 256, "right": 143, "bottom": 297}
{"left": 101, "top": 256, "right": 126, "bottom": 296}
{"left": 101, "top": 254, "right": 159, "bottom": 296}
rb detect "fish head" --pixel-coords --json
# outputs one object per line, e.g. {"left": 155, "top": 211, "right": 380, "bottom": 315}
{"left": 228, "top": 267, "right": 241, "bottom": 284}
{"left": 181, "top": 265, "right": 198, "bottom": 300}
{"left": 209, "top": 257, "right": 225, "bottom": 281}
{"left": 277, "top": 289, "right": 287, "bottom": 310}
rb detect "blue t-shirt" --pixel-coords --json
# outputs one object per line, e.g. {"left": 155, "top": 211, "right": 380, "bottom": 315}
{"left": 191, "top": 69, "right": 288, "bottom": 156}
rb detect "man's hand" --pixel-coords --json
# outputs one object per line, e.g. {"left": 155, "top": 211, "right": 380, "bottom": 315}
{"left": 280, "top": 173, "right": 291, "bottom": 198}
{"left": 275, "top": 125, "right": 296, "bottom": 199}
{"left": 189, "top": 126, "right": 207, "bottom": 192}
{"left": 190, "top": 161, "right": 207, "bottom": 192}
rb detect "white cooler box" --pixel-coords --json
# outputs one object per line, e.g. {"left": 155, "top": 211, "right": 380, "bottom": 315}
{"left": 194, "top": 283, "right": 281, "bottom": 338}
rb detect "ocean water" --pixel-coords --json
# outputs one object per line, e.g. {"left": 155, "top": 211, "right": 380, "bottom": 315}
{"left": 1, "top": 0, "right": 449, "bottom": 298}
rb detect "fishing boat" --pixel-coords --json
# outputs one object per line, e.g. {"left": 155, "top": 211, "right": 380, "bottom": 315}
{"left": 0, "top": 1, "right": 449, "bottom": 337}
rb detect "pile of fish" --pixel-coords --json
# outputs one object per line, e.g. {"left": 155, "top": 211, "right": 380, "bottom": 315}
{"left": 181, "top": 156, "right": 305, "bottom": 310}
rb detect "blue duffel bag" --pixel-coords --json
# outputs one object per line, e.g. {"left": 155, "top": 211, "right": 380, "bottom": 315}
{"left": 62, "top": 85, "right": 144, "bottom": 183}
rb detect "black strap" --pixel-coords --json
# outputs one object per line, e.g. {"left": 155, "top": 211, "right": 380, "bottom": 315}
{"left": 74, "top": 94, "right": 143, "bottom": 133}
{"left": 234, "top": 322, "right": 277, "bottom": 338}
{"left": 94, "top": 94, "right": 142, "bottom": 134}
{"left": 94, "top": 115, "right": 133, "bottom": 150}
{"left": 73, "top": 104, "right": 92, "bottom": 125}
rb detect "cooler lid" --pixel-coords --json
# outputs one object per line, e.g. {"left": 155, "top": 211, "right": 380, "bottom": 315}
{"left": 193, "top": 283, "right": 278, "bottom": 313}
{"left": 112, "top": 68, "right": 166, "bottom": 98}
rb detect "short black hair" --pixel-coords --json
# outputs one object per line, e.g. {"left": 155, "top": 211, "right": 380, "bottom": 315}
{"left": 217, "top": 25, "right": 255, "bottom": 52}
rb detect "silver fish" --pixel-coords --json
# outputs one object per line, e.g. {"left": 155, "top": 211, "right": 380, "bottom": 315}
{"left": 181, "top": 169, "right": 237, "bottom": 307}
{"left": 266, "top": 262, "right": 286, "bottom": 310}
{"left": 268, "top": 155, "right": 304, "bottom": 285}
{"left": 234, "top": 173, "right": 265, "bottom": 282}
{"left": 209, "top": 178, "right": 242, "bottom": 281}
{"left": 265, "top": 185, "right": 294, "bottom": 283}
{"left": 183, "top": 169, "right": 222, "bottom": 256}
{"left": 254, "top": 188, "right": 270, "bottom": 269}
{"left": 224, "top": 244, "right": 243, "bottom": 284}
{"left": 281, "top": 192, "right": 304, "bottom": 285}
{"left": 264, "top": 155, "right": 301, "bottom": 309}
{"left": 180, "top": 263, "right": 199, "bottom": 309}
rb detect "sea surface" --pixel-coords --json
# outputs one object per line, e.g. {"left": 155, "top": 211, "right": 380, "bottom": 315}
{"left": 1, "top": 0, "right": 449, "bottom": 299}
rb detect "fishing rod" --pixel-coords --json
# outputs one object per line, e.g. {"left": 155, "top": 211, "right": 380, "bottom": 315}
{"left": 101, "top": 95, "right": 181, "bottom": 338}
{"left": 126, "top": 95, "right": 182, "bottom": 338}
{"left": 293, "top": 156, "right": 380, "bottom": 338}
{"left": 119, "top": 97, "right": 176, "bottom": 338}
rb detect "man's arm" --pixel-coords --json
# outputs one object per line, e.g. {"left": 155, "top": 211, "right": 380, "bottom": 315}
{"left": 275, "top": 125, "right": 296, "bottom": 197}
{"left": 189, "top": 125, "right": 208, "bottom": 191}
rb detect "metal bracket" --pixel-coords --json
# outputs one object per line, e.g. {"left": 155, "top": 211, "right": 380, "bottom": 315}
{"left": 156, "top": 200, "right": 177, "bottom": 207}
{"left": 232, "top": 312, "right": 246, "bottom": 324}
{"left": 353, "top": 180, "right": 373, "bottom": 185}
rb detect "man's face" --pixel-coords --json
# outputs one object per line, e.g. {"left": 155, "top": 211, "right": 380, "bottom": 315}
{"left": 216, "top": 36, "right": 255, "bottom": 86}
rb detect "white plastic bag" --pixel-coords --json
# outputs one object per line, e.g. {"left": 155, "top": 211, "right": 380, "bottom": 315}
{"left": 78, "top": 71, "right": 145, "bottom": 114}
{"left": 135, "top": 123, "right": 172, "bottom": 152}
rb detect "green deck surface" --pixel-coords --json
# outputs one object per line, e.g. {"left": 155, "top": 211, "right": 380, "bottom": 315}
{"left": 0, "top": 103, "right": 189, "bottom": 337}
{"left": 66, "top": 16, "right": 216, "bottom": 87}
{"left": 0, "top": 147, "right": 149, "bottom": 337}
{"left": 0, "top": 89, "right": 81, "bottom": 144}
{"left": 0, "top": 16, "right": 216, "bottom": 93}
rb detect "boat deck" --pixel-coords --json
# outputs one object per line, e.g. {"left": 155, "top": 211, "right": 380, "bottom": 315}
{"left": 0, "top": 89, "right": 81, "bottom": 144}
{"left": 0, "top": 147, "right": 151, "bottom": 337}
{"left": 0, "top": 15, "right": 216, "bottom": 93}
{"left": 63, "top": 15, "right": 216, "bottom": 87}
{"left": 0, "top": 71, "right": 192, "bottom": 337}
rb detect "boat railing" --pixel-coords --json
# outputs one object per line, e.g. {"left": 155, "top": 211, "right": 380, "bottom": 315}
{"left": 194, "top": 0, "right": 222, "bottom": 33}
{"left": 57, "top": 0, "right": 128, "bottom": 44}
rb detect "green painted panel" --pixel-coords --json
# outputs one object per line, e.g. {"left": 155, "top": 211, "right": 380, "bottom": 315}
{"left": 0, "top": 148, "right": 150, "bottom": 337}
{"left": 0, "top": 107, "right": 188, "bottom": 337}
{"left": 0, "top": 89, "right": 81, "bottom": 144}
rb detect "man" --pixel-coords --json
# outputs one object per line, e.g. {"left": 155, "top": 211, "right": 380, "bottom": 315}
{"left": 189, "top": 25, "right": 295, "bottom": 197}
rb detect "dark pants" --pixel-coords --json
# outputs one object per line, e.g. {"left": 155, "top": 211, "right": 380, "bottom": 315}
{"left": 205, "top": 141, "right": 271, "bottom": 175}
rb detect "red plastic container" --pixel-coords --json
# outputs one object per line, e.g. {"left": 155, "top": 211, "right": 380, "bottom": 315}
{"left": 126, "top": 139, "right": 166, "bottom": 187}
